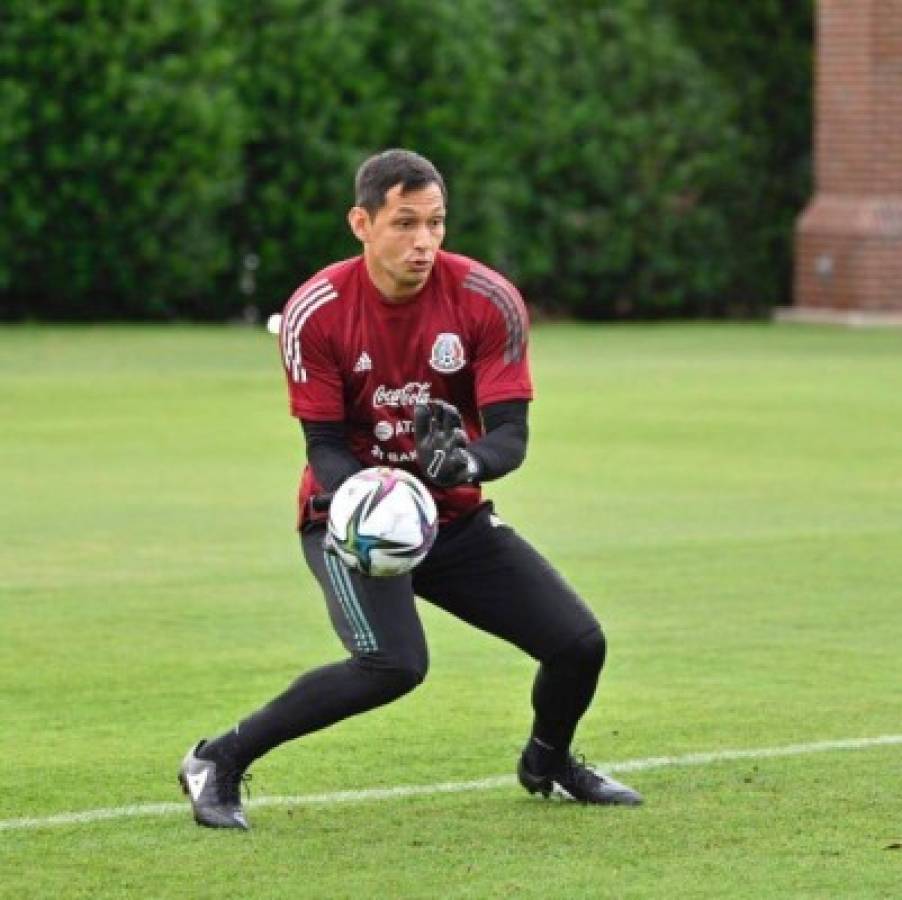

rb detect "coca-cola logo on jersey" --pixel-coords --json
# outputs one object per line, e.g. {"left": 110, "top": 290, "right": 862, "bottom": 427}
{"left": 372, "top": 382, "right": 432, "bottom": 408}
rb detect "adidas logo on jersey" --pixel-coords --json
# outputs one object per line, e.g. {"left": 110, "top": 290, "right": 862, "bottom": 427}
{"left": 354, "top": 351, "right": 373, "bottom": 373}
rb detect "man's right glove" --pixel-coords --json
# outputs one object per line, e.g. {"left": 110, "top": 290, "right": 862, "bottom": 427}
{"left": 413, "top": 399, "right": 480, "bottom": 487}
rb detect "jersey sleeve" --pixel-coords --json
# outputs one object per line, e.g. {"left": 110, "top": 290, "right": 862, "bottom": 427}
{"left": 464, "top": 266, "right": 534, "bottom": 407}
{"left": 280, "top": 278, "right": 344, "bottom": 420}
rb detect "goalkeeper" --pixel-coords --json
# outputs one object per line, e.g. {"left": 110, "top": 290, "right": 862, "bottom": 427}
{"left": 178, "top": 149, "right": 642, "bottom": 829}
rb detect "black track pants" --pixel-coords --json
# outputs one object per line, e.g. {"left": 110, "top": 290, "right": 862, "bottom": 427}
{"left": 213, "top": 503, "right": 605, "bottom": 771}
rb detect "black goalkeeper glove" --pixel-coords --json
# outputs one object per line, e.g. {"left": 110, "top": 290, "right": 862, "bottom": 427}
{"left": 413, "top": 399, "right": 481, "bottom": 487}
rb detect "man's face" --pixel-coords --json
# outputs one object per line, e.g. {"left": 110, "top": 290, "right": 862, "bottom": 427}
{"left": 349, "top": 182, "right": 446, "bottom": 301}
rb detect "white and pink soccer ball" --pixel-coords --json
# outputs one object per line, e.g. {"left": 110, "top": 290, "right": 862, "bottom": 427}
{"left": 327, "top": 467, "right": 438, "bottom": 577}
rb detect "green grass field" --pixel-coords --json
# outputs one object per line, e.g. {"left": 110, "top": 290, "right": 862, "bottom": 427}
{"left": 1, "top": 323, "right": 900, "bottom": 899}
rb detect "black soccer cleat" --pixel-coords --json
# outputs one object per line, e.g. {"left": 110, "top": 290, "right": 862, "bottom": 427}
{"left": 518, "top": 752, "right": 643, "bottom": 806}
{"left": 178, "top": 740, "right": 250, "bottom": 830}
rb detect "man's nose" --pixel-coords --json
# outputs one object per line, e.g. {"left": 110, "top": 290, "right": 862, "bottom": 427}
{"left": 413, "top": 223, "right": 432, "bottom": 249}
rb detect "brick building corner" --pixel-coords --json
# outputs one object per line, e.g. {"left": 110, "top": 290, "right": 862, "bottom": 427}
{"left": 791, "top": 0, "right": 902, "bottom": 322}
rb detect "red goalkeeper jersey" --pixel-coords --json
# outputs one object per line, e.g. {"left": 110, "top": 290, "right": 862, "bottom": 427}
{"left": 279, "top": 249, "right": 533, "bottom": 525}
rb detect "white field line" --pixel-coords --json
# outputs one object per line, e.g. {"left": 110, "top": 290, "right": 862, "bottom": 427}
{"left": 2, "top": 734, "right": 900, "bottom": 833}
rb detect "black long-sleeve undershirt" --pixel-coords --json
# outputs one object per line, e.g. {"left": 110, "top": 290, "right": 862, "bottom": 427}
{"left": 300, "top": 421, "right": 364, "bottom": 493}
{"left": 468, "top": 399, "right": 529, "bottom": 481}
{"left": 301, "top": 399, "right": 529, "bottom": 492}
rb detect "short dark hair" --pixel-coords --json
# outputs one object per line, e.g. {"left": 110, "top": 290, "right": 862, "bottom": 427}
{"left": 354, "top": 149, "right": 447, "bottom": 215}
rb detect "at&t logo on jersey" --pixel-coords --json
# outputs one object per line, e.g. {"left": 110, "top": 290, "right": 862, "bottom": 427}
{"left": 429, "top": 333, "right": 466, "bottom": 374}
{"left": 372, "top": 382, "right": 432, "bottom": 408}
{"left": 373, "top": 421, "right": 394, "bottom": 441}
{"left": 373, "top": 420, "right": 414, "bottom": 440}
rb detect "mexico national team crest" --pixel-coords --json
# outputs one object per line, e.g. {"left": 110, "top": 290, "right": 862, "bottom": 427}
{"left": 429, "top": 332, "right": 466, "bottom": 374}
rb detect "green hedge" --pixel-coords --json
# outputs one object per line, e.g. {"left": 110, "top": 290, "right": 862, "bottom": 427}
{"left": 0, "top": 0, "right": 813, "bottom": 321}
{"left": 217, "top": 0, "right": 392, "bottom": 311}
{"left": 491, "top": 0, "right": 749, "bottom": 319}
{"left": 658, "top": 0, "right": 815, "bottom": 311}
{"left": 218, "top": 0, "right": 514, "bottom": 312}
{"left": 1, "top": 0, "right": 244, "bottom": 319}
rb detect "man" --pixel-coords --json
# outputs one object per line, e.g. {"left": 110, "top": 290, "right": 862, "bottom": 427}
{"left": 179, "top": 149, "right": 642, "bottom": 830}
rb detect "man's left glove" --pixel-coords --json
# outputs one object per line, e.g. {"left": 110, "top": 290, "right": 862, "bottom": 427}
{"left": 413, "top": 399, "right": 480, "bottom": 487}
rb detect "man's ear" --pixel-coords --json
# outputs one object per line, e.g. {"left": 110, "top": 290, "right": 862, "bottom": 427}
{"left": 347, "top": 206, "right": 370, "bottom": 243}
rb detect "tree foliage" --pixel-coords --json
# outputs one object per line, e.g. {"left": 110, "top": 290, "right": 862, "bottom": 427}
{"left": 0, "top": 0, "right": 813, "bottom": 320}
{"left": 1, "top": 0, "right": 244, "bottom": 319}
{"left": 657, "top": 0, "right": 815, "bottom": 309}
{"left": 492, "top": 0, "right": 749, "bottom": 318}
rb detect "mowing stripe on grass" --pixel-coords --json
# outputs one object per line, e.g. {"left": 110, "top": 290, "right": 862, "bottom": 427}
{"left": 2, "top": 734, "right": 899, "bottom": 833}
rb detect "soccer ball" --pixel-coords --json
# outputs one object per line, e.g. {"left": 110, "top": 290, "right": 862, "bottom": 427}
{"left": 327, "top": 467, "right": 438, "bottom": 577}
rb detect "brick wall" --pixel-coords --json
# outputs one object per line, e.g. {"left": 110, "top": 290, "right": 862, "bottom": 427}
{"left": 794, "top": 0, "right": 902, "bottom": 311}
